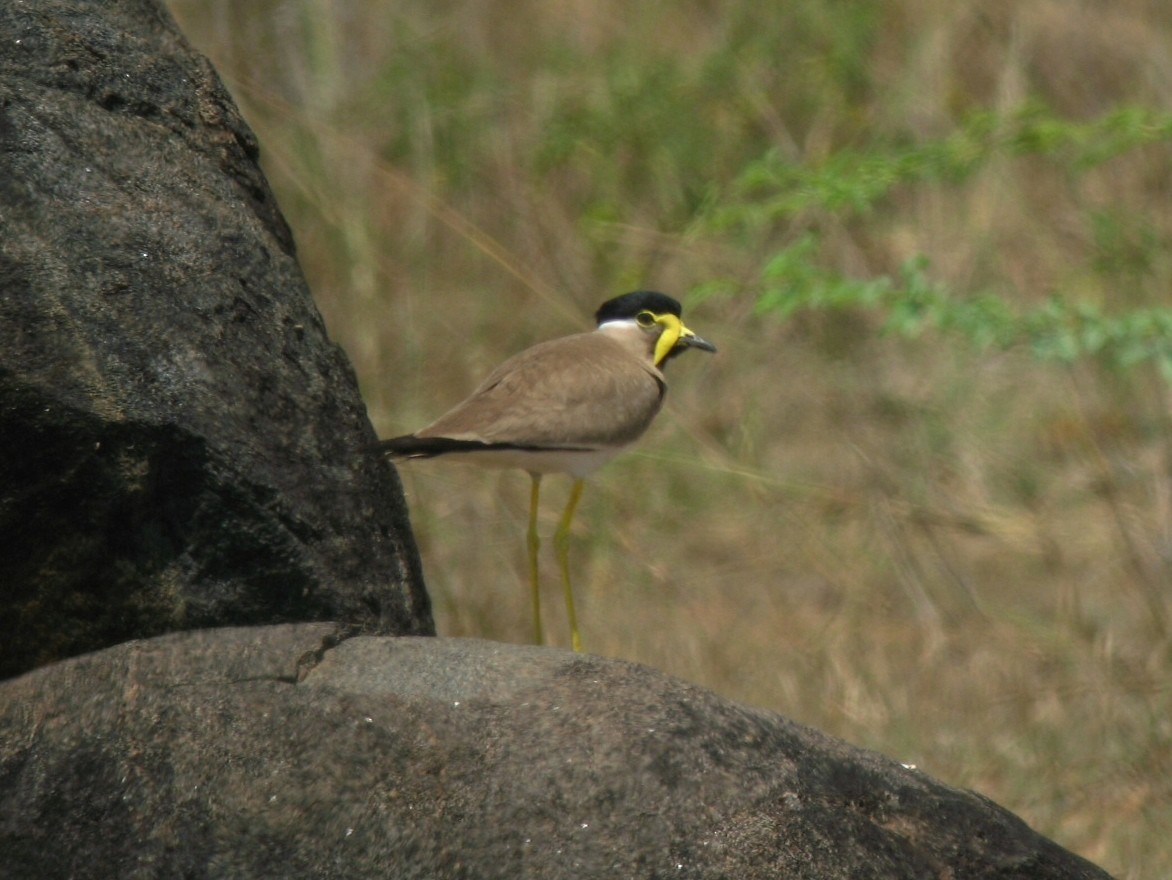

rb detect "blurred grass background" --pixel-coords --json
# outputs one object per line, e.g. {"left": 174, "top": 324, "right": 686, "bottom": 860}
{"left": 167, "top": 2, "right": 1170, "bottom": 875}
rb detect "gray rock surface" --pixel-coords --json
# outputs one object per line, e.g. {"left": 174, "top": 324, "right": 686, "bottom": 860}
{"left": 0, "top": 0, "right": 432, "bottom": 679}
{"left": 0, "top": 626, "right": 1114, "bottom": 880}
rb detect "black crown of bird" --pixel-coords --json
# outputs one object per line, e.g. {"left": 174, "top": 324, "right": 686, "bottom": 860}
{"left": 375, "top": 290, "right": 715, "bottom": 652}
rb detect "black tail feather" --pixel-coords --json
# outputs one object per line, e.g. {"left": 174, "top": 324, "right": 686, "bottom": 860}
{"left": 372, "top": 435, "right": 491, "bottom": 459}
{"left": 372, "top": 435, "right": 592, "bottom": 459}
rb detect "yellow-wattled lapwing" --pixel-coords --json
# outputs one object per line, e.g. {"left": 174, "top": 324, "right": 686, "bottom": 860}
{"left": 375, "top": 291, "right": 715, "bottom": 651}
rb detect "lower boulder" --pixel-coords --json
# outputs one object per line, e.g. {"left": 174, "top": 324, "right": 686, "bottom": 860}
{"left": 0, "top": 625, "right": 1111, "bottom": 879}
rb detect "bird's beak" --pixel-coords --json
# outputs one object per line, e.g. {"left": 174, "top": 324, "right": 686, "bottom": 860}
{"left": 676, "top": 324, "right": 717, "bottom": 354}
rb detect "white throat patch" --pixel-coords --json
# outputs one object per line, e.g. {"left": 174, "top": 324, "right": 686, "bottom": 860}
{"left": 595, "top": 318, "right": 641, "bottom": 332}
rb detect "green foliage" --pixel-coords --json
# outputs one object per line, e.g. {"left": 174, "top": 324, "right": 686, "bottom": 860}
{"left": 529, "top": 3, "right": 886, "bottom": 231}
{"left": 750, "top": 236, "right": 1172, "bottom": 377}
{"left": 705, "top": 105, "right": 1172, "bottom": 378}
{"left": 715, "top": 104, "right": 1172, "bottom": 228}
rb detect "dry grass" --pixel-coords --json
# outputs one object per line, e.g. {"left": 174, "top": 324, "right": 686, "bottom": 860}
{"left": 168, "top": 2, "right": 1171, "bottom": 875}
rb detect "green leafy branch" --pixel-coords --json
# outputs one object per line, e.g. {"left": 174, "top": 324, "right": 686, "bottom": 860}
{"left": 696, "top": 104, "right": 1172, "bottom": 378}
{"left": 737, "top": 234, "right": 1172, "bottom": 378}
{"left": 711, "top": 104, "right": 1172, "bottom": 228}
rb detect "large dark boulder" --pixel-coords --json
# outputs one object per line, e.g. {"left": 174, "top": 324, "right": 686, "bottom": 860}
{"left": 0, "top": 626, "right": 1113, "bottom": 880}
{"left": 0, "top": 0, "right": 433, "bottom": 679}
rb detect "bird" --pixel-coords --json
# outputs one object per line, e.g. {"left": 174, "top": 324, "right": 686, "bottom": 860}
{"left": 375, "top": 290, "right": 715, "bottom": 652}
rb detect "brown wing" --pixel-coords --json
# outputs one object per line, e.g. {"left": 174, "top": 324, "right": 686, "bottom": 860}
{"left": 417, "top": 333, "right": 666, "bottom": 449}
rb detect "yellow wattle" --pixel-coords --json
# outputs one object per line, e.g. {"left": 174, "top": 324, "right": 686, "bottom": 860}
{"left": 653, "top": 315, "right": 683, "bottom": 366}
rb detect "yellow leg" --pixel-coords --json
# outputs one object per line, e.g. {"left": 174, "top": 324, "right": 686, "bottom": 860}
{"left": 553, "top": 478, "right": 586, "bottom": 652}
{"left": 527, "top": 473, "right": 543, "bottom": 646}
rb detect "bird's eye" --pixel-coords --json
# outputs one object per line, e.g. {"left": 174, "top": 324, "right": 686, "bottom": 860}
{"left": 636, "top": 311, "right": 657, "bottom": 328}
